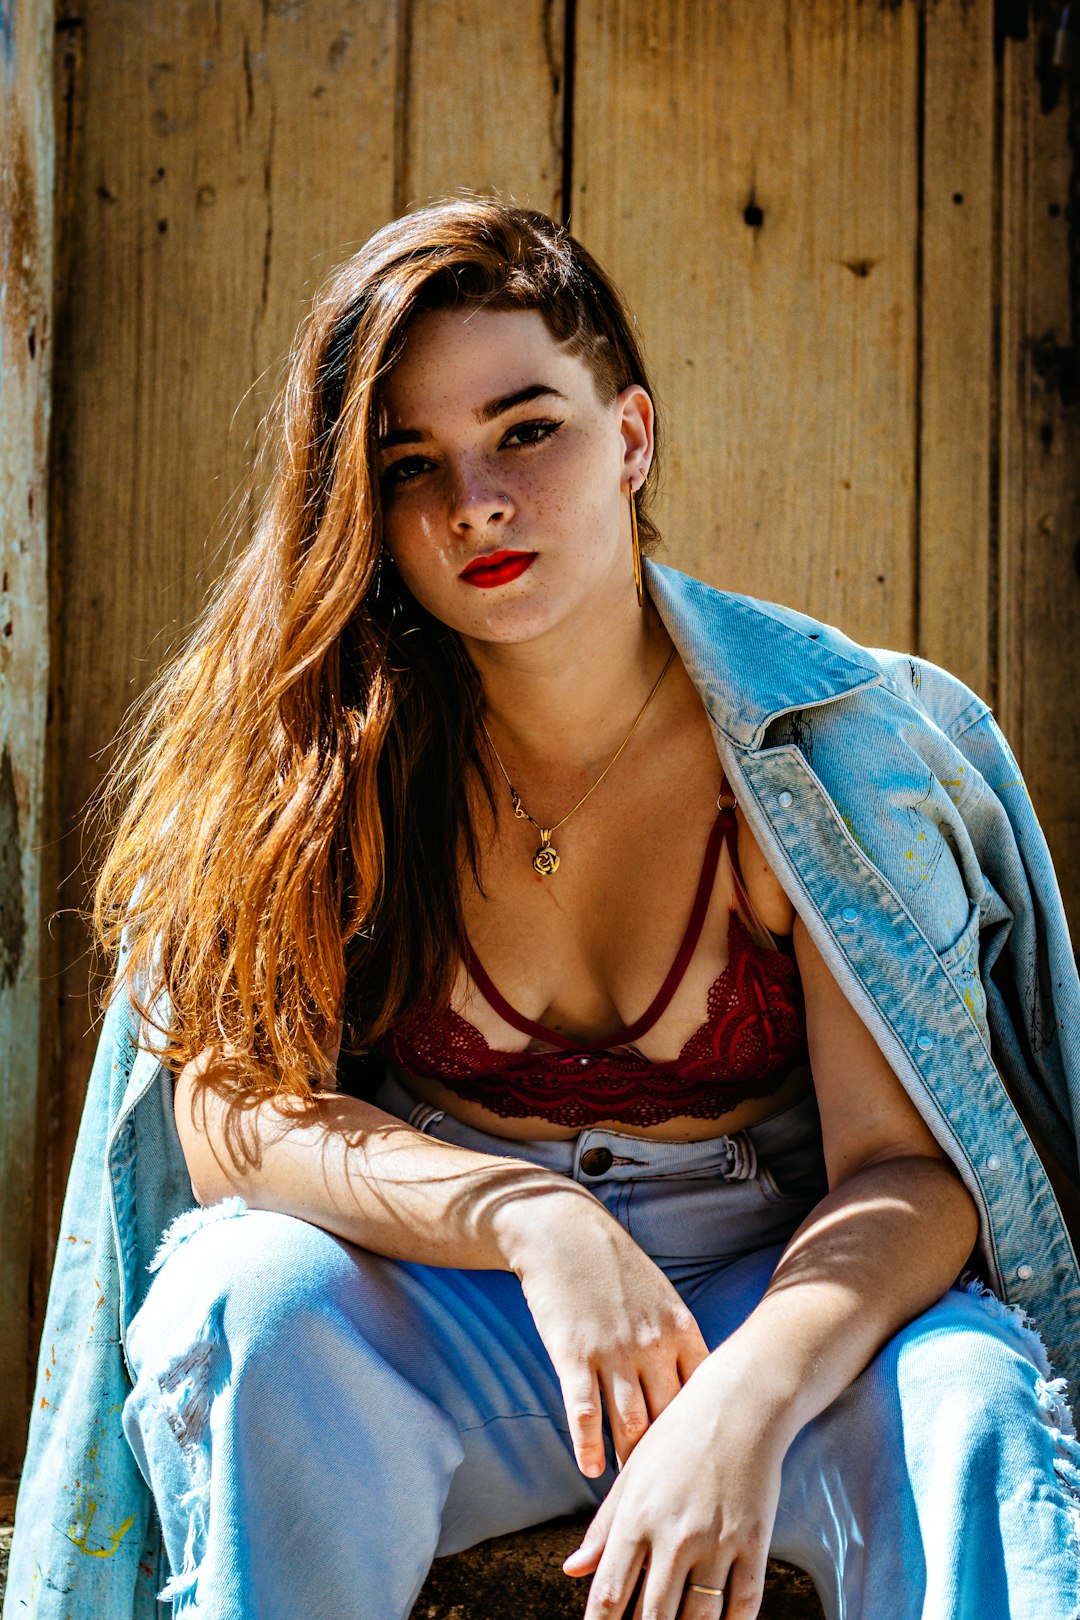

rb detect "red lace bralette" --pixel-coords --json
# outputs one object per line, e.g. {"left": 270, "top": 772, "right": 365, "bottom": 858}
{"left": 381, "top": 790, "right": 807, "bottom": 1128}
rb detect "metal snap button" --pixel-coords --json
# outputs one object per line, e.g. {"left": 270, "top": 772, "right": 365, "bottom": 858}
{"left": 580, "top": 1146, "right": 615, "bottom": 1177}
{"left": 841, "top": 905, "right": 859, "bottom": 922}
{"left": 777, "top": 791, "right": 794, "bottom": 808}
{"left": 985, "top": 1154, "right": 1002, "bottom": 1172}
{"left": 1016, "top": 1264, "right": 1033, "bottom": 1281}
{"left": 916, "top": 1033, "right": 934, "bottom": 1052}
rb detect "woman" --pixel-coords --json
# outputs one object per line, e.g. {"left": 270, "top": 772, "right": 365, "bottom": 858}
{"left": 7, "top": 197, "right": 1080, "bottom": 1620}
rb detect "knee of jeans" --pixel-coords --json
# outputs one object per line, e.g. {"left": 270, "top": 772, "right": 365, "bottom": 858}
{"left": 130, "top": 1203, "right": 381, "bottom": 1610}
{"left": 896, "top": 1308, "right": 1028, "bottom": 1438}
{"left": 865, "top": 1287, "right": 1032, "bottom": 1421}
{"left": 863, "top": 1285, "right": 1080, "bottom": 1488}
{"left": 142, "top": 1198, "right": 358, "bottom": 1365}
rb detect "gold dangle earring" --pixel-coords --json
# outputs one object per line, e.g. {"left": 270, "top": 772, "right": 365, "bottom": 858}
{"left": 629, "top": 474, "right": 645, "bottom": 608}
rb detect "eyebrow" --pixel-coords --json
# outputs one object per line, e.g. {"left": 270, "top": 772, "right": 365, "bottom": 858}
{"left": 476, "top": 383, "right": 566, "bottom": 423}
{"left": 377, "top": 384, "right": 566, "bottom": 449}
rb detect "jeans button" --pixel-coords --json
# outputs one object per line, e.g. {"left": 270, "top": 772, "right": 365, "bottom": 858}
{"left": 580, "top": 1146, "right": 615, "bottom": 1177}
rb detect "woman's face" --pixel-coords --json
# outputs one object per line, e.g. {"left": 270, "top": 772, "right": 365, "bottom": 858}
{"left": 375, "top": 306, "right": 652, "bottom": 646}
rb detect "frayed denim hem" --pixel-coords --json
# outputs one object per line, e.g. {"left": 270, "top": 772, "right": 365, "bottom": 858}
{"left": 143, "top": 1199, "right": 250, "bottom": 1607}
{"left": 156, "top": 1477, "right": 208, "bottom": 1607}
{"left": 151, "top": 1340, "right": 214, "bottom": 1609}
{"left": 961, "top": 1273, "right": 1080, "bottom": 1613}
{"left": 148, "top": 1195, "right": 251, "bottom": 1275}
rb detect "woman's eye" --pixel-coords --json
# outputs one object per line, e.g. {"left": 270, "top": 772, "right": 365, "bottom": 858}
{"left": 501, "top": 417, "right": 563, "bottom": 449}
{"left": 381, "top": 456, "right": 432, "bottom": 489}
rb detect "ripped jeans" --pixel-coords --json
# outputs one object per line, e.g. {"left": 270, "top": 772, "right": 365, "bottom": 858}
{"left": 121, "top": 1074, "right": 1080, "bottom": 1618}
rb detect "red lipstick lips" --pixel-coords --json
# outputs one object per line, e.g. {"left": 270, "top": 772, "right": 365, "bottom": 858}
{"left": 459, "top": 550, "right": 537, "bottom": 589}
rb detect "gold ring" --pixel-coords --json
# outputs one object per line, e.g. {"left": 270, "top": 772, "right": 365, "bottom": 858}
{"left": 688, "top": 1584, "right": 725, "bottom": 1597}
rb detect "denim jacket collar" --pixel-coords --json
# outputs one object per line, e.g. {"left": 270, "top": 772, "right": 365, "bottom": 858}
{"left": 644, "top": 557, "right": 884, "bottom": 748}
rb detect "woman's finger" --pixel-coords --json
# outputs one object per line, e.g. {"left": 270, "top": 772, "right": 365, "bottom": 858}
{"left": 715, "top": 1545, "right": 768, "bottom": 1619}
{"left": 640, "top": 1355, "right": 683, "bottom": 1424}
{"left": 678, "top": 1561, "right": 731, "bottom": 1620}
{"left": 563, "top": 1477, "right": 623, "bottom": 1579}
{"left": 631, "top": 1553, "right": 687, "bottom": 1620}
{"left": 559, "top": 1363, "right": 607, "bottom": 1477}
{"left": 581, "top": 1533, "right": 648, "bottom": 1620}
{"left": 677, "top": 1336, "right": 710, "bottom": 1385}
{"left": 602, "top": 1365, "right": 652, "bottom": 1465}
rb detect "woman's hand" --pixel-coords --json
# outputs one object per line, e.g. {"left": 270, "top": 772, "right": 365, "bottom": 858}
{"left": 563, "top": 1353, "right": 786, "bottom": 1620}
{"left": 496, "top": 1189, "right": 710, "bottom": 1477}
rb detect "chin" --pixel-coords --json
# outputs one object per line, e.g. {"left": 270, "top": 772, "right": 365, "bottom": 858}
{"left": 441, "top": 588, "right": 566, "bottom": 643}
{"left": 463, "top": 608, "right": 558, "bottom": 645}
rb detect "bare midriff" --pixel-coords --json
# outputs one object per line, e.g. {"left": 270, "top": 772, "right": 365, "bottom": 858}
{"left": 388, "top": 1057, "right": 815, "bottom": 1143}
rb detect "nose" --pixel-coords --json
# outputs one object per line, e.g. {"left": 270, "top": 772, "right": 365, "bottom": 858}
{"left": 449, "top": 477, "right": 515, "bottom": 534}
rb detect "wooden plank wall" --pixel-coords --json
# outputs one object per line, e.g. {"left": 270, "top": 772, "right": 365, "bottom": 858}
{"left": 1, "top": 0, "right": 54, "bottom": 1488}
{"left": 998, "top": 16, "right": 1080, "bottom": 942}
{"left": 5, "top": 0, "right": 1077, "bottom": 1481}
{"left": 574, "top": 0, "right": 921, "bottom": 649}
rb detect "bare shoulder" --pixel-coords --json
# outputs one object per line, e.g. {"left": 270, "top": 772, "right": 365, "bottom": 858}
{"left": 733, "top": 801, "right": 796, "bottom": 937}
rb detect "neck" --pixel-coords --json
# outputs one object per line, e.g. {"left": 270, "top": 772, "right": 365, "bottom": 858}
{"left": 462, "top": 580, "right": 672, "bottom": 772}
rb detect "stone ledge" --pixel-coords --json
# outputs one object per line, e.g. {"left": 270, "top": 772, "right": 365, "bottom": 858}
{"left": 412, "top": 1518, "right": 824, "bottom": 1618}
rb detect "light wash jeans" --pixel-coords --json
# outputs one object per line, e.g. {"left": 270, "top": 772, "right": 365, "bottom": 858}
{"left": 121, "top": 1073, "right": 1080, "bottom": 1618}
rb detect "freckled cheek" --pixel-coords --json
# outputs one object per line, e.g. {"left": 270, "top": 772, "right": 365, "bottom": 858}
{"left": 514, "top": 446, "right": 612, "bottom": 531}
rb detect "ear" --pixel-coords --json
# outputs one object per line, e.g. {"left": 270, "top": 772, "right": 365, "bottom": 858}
{"left": 616, "top": 384, "right": 654, "bottom": 489}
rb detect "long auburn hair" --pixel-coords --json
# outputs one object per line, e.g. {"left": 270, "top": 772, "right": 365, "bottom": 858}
{"left": 90, "top": 194, "right": 663, "bottom": 1103}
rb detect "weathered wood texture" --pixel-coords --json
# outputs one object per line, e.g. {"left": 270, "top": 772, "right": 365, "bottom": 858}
{"left": 573, "top": 0, "right": 921, "bottom": 652}
{"left": 4, "top": 0, "right": 1078, "bottom": 1495}
{"left": 397, "top": 0, "right": 565, "bottom": 216}
{"left": 919, "top": 0, "right": 996, "bottom": 699}
{"left": 997, "top": 16, "right": 1080, "bottom": 930}
{"left": 0, "top": 0, "right": 54, "bottom": 1482}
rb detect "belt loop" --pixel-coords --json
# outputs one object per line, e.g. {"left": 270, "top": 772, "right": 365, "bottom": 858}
{"left": 408, "top": 1101, "right": 446, "bottom": 1135}
{"left": 725, "top": 1132, "right": 757, "bottom": 1182}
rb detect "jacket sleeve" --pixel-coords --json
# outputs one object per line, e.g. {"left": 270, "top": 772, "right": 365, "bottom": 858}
{"left": 945, "top": 702, "right": 1080, "bottom": 1183}
{"left": 3, "top": 968, "right": 162, "bottom": 1620}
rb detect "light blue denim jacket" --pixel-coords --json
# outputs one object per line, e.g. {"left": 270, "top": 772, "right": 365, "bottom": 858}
{"left": 7, "top": 559, "right": 1080, "bottom": 1618}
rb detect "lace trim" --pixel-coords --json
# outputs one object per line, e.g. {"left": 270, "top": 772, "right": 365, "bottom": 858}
{"left": 383, "top": 911, "right": 807, "bottom": 1128}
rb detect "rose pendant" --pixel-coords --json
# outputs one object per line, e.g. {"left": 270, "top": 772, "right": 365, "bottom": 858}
{"left": 532, "top": 840, "right": 560, "bottom": 876}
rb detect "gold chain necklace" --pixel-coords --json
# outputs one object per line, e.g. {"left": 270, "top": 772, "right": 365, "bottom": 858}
{"left": 481, "top": 645, "right": 676, "bottom": 877}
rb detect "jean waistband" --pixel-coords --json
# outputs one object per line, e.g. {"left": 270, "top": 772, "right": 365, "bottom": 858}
{"left": 373, "top": 1065, "right": 820, "bottom": 1187}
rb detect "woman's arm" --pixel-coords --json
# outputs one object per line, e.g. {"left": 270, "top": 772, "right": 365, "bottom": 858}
{"left": 713, "top": 910, "right": 980, "bottom": 1435}
{"left": 176, "top": 1049, "right": 594, "bottom": 1269}
{"left": 174, "top": 1052, "right": 711, "bottom": 1474}
{"left": 565, "top": 913, "right": 979, "bottom": 1619}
